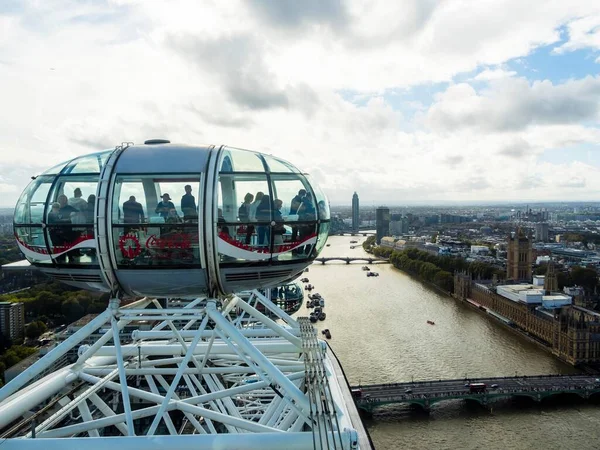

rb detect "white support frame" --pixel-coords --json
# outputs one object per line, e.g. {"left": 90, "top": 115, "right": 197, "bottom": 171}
{"left": 0, "top": 291, "right": 359, "bottom": 450}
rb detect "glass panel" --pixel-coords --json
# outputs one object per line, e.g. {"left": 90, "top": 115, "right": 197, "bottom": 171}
{"left": 262, "top": 154, "right": 299, "bottom": 173}
{"left": 14, "top": 176, "right": 53, "bottom": 224}
{"left": 216, "top": 173, "right": 274, "bottom": 264}
{"left": 304, "top": 175, "right": 330, "bottom": 221}
{"left": 113, "top": 225, "right": 200, "bottom": 267}
{"left": 14, "top": 226, "right": 52, "bottom": 264}
{"left": 42, "top": 160, "right": 70, "bottom": 175}
{"left": 47, "top": 225, "right": 96, "bottom": 265}
{"left": 47, "top": 177, "right": 99, "bottom": 225}
{"left": 270, "top": 175, "right": 311, "bottom": 221}
{"left": 44, "top": 176, "right": 99, "bottom": 267}
{"left": 219, "top": 148, "right": 266, "bottom": 172}
{"left": 315, "top": 222, "right": 331, "bottom": 255}
{"left": 63, "top": 151, "right": 112, "bottom": 174}
{"left": 113, "top": 175, "right": 200, "bottom": 225}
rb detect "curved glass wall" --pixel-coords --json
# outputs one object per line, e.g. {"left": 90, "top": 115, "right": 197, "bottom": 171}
{"left": 111, "top": 175, "right": 201, "bottom": 268}
{"left": 13, "top": 150, "right": 112, "bottom": 267}
{"left": 216, "top": 147, "right": 328, "bottom": 266}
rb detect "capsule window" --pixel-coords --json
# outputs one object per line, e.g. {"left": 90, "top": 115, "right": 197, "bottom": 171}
{"left": 111, "top": 175, "right": 201, "bottom": 268}
{"left": 14, "top": 176, "right": 53, "bottom": 225}
{"left": 46, "top": 176, "right": 99, "bottom": 265}
{"left": 216, "top": 171, "right": 320, "bottom": 265}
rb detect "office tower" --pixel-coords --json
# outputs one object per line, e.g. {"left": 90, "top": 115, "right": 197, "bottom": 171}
{"left": 376, "top": 206, "right": 390, "bottom": 244}
{"left": 0, "top": 302, "right": 25, "bottom": 342}
{"left": 506, "top": 228, "right": 532, "bottom": 281}
{"left": 535, "top": 222, "right": 549, "bottom": 242}
{"left": 352, "top": 192, "right": 359, "bottom": 232}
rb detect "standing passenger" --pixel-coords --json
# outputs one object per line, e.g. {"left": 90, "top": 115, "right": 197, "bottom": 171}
{"left": 181, "top": 185, "right": 197, "bottom": 221}
{"left": 238, "top": 193, "right": 254, "bottom": 244}
{"left": 255, "top": 195, "right": 272, "bottom": 247}
{"left": 85, "top": 195, "right": 96, "bottom": 223}
{"left": 69, "top": 188, "right": 88, "bottom": 212}
{"left": 272, "top": 199, "right": 285, "bottom": 245}
{"left": 290, "top": 189, "right": 306, "bottom": 242}
{"left": 123, "top": 196, "right": 145, "bottom": 223}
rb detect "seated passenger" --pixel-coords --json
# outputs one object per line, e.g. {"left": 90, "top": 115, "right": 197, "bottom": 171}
{"left": 57, "top": 195, "right": 77, "bottom": 221}
{"left": 155, "top": 193, "right": 175, "bottom": 220}
{"left": 166, "top": 208, "right": 182, "bottom": 223}
{"left": 47, "top": 202, "right": 62, "bottom": 225}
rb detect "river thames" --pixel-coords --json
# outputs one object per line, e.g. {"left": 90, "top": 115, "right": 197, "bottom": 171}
{"left": 299, "top": 235, "right": 600, "bottom": 449}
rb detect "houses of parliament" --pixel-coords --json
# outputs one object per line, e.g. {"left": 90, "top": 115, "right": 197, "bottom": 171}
{"left": 455, "top": 228, "right": 600, "bottom": 367}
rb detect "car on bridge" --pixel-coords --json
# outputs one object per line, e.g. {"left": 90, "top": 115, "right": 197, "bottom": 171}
{"left": 490, "top": 384, "right": 499, "bottom": 389}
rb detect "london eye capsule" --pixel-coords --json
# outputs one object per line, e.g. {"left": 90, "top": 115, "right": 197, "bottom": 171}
{"left": 12, "top": 141, "right": 330, "bottom": 297}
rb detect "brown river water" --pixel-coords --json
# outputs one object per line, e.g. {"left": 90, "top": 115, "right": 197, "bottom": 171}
{"left": 294, "top": 235, "right": 600, "bottom": 450}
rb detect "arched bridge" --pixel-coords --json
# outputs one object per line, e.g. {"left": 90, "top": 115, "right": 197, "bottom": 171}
{"left": 334, "top": 232, "right": 376, "bottom": 236}
{"left": 352, "top": 374, "right": 600, "bottom": 413}
{"left": 314, "top": 257, "right": 390, "bottom": 265}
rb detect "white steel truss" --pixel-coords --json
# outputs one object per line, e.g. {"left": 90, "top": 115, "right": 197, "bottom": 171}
{"left": 0, "top": 290, "right": 358, "bottom": 449}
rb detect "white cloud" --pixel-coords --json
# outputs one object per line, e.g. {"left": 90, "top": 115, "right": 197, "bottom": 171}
{"left": 1, "top": 0, "right": 600, "bottom": 206}
{"left": 473, "top": 68, "right": 517, "bottom": 81}
{"left": 554, "top": 15, "right": 600, "bottom": 54}
{"left": 427, "top": 76, "right": 600, "bottom": 132}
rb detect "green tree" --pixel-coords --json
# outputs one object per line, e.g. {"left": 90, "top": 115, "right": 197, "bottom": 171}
{"left": 25, "top": 322, "right": 41, "bottom": 339}
{"left": 571, "top": 266, "right": 598, "bottom": 292}
{"left": 61, "top": 298, "right": 84, "bottom": 323}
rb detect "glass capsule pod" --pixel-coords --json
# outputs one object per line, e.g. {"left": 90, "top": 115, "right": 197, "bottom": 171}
{"left": 13, "top": 142, "right": 330, "bottom": 297}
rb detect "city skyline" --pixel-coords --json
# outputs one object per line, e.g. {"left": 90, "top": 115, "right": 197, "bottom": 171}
{"left": 2, "top": 1, "right": 600, "bottom": 207}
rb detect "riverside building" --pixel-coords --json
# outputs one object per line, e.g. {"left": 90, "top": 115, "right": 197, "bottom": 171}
{"left": 454, "top": 270, "right": 600, "bottom": 367}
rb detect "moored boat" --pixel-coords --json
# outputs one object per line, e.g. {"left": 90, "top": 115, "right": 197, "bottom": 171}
{"left": 427, "top": 320, "right": 435, "bottom": 325}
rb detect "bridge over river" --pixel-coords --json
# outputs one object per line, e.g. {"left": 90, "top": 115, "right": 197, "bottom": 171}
{"left": 314, "top": 257, "right": 389, "bottom": 264}
{"left": 352, "top": 374, "right": 600, "bottom": 413}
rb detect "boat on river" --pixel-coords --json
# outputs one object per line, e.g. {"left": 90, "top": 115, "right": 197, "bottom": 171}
{"left": 366, "top": 271, "right": 379, "bottom": 277}
{"left": 322, "top": 329, "right": 332, "bottom": 339}
{"left": 361, "top": 266, "right": 370, "bottom": 271}
{"left": 427, "top": 320, "right": 435, "bottom": 325}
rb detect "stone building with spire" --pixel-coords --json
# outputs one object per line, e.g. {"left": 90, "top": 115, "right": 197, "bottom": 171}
{"left": 454, "top": 261, "right": 600, "bottom": 367}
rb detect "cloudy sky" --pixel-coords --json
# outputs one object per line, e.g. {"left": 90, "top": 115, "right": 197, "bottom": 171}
{"left": 1, "top": 0, "right": 600, "bottom": 206}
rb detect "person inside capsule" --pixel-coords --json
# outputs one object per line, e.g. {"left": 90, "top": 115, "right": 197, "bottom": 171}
{"left": 155, "top": 193, "right": 174, "bottom": 220}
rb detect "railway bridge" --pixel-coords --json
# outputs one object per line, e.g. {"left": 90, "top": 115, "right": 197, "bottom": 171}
{"left": 313, "top": 257, "right": 390, "bottom": 265}
{"left": 352, "top": 374, "right": 600, "bottom": 413}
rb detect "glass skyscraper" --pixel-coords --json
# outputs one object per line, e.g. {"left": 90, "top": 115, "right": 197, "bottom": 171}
{"left": 376, "top": 206, "right": 390, "bottom": 244}
{"left": 352, "top": 192, "right": 359, "bottom": 232}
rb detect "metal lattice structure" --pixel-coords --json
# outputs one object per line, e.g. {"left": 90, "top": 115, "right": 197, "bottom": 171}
{"left": 0, "top": 291, "right": 359, "bottom": 449}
